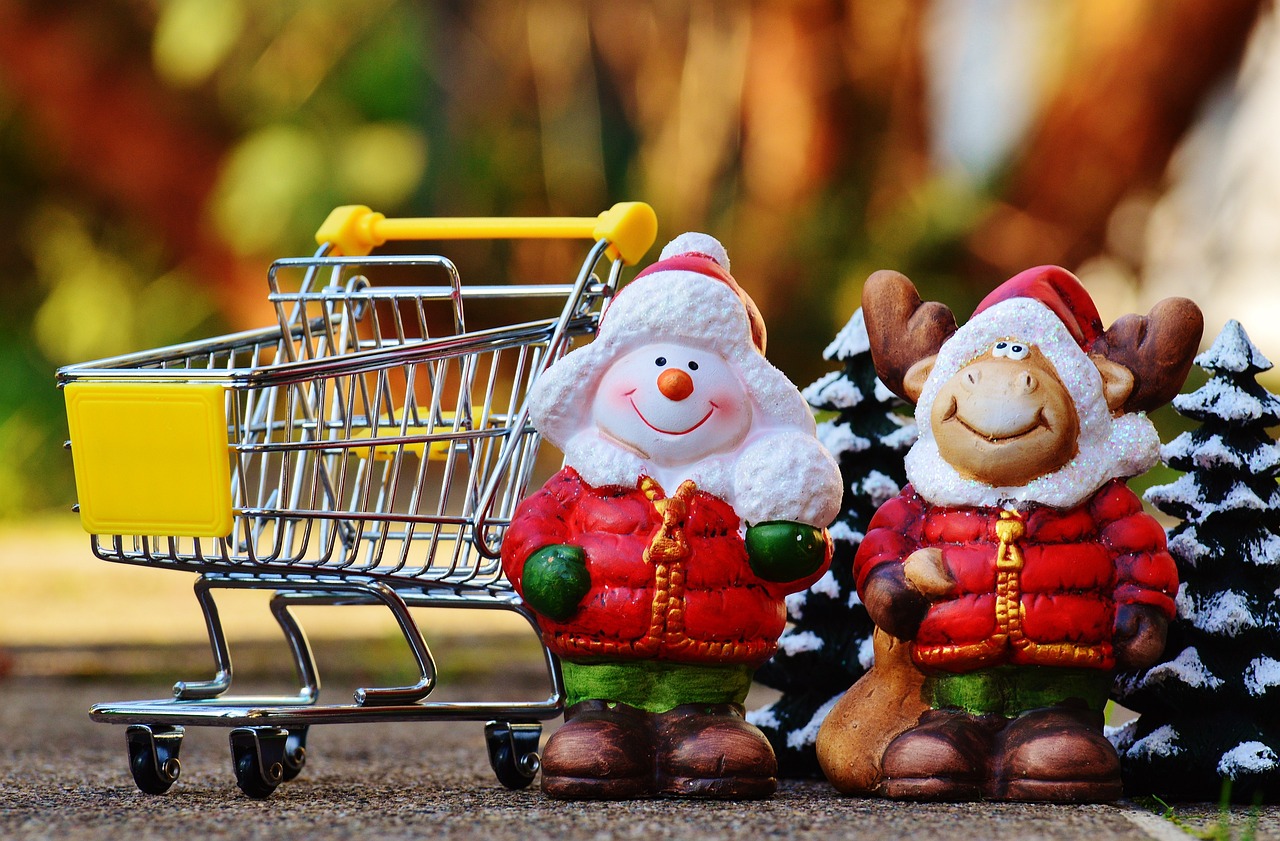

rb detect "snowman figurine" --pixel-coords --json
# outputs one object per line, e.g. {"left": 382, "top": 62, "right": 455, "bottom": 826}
{"left": 502, "top": 233, "right": 843, "bottom": 799}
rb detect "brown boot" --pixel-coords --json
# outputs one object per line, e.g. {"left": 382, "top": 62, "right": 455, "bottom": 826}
{"left": 988, "top": 705, "right": 1122, "bottom": 803}
{"left": 653, "top": 704, "right": 777, "bottom": 799}
{"left": 540, "top": 700, "right": 656, "bottom": 799}
{"left": 880, "top": 708, "right": 1004, "bottom": 800}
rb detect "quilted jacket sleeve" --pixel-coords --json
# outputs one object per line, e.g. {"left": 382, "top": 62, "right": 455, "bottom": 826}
{"left": 1094, "top": 480, "right": 1179, "bottom": 620}
{"left": 853, "top": 487, "right": 925, "bottom": 598}
{"left": 500, "top": 468, "right": 581, "bottom": 595}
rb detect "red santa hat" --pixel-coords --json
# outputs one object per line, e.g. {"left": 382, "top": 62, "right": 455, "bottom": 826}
{"left": 972, "top": 265, "right": 1105, "bottom": 352}
{"left": 905, "top": 265, "right": 1160, "bottom": 509}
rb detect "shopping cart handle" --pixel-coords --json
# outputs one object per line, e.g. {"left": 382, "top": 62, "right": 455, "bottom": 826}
{"left": 316, "top": 202, "right": 658, "bottom": 265}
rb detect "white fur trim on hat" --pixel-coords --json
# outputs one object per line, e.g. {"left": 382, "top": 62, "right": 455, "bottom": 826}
{"left": 905, "top": 297, "right": 1160, "bottom": 510}
{"left": 734, "top": 432, "right": 843, "bottom": 527}
{"left": 660, "top": 232, "right": 730, "bottom": 271}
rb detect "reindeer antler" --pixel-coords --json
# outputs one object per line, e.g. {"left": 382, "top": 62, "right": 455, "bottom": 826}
{"left": 862, "top": 270, "right": 958, "bottom": 404}
{"left": 1094, "top": 297, "right": 1203, "bottom": 413}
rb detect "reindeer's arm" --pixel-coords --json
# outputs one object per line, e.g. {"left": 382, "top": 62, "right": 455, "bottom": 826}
{"left": 854, "top": 490, "right": 932, "bottom": 640}
{"left": 1095, "top": 481, "right": 1179, "bottom": 670}
{"left": 1114, "top": 605, "right": 1170, "bottom": 670}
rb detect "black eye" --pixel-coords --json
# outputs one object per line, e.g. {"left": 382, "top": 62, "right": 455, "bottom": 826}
{"left": 995, "top": 341, "right": 1008, "bottom": 349}
{"left": 655, "top": 357, "right": 667, "bottom": 366}
{"left": 688, "top": 361, "right": 699, "bottom": 371}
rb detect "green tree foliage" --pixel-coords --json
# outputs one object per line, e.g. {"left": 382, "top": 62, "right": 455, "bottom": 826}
{"left": 1113, "top": 321, "right": 1280, "bottom": 802}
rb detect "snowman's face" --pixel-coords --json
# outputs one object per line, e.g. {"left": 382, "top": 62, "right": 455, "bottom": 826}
{"left": 591, "top": 342, "right": 753, "bottom": 466}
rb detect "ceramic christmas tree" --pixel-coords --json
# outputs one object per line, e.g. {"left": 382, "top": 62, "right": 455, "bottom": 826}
{"left": 818, "top": 266, "right": 1202, "bottom": 802}
{"left": 501, "top": 233, "right": 843, "bottom": 800}
{"left": 749, "top": 309, "right": 915, "bottom": 777}
{"left": 1112, "top": 320, "right": 1280, "bottom": 802}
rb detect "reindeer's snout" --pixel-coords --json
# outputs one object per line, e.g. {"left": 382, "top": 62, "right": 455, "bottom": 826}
{"left": 931, "top": 348, "right": 1080, "bottom": 486}
{"left": 958, "top": 360, "right": 1039, "bottom": 397}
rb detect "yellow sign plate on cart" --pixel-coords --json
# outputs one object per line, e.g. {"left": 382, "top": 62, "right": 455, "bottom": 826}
{"left": 65, "top": 382, "right": 233, "bottom": 538}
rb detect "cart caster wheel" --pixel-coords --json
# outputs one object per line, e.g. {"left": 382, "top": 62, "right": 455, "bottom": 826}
{"left": 125, "top": 724, "right": 184, "bottom": 795}
{"left": 485, "top": 721, "right": 541, "bottom": 790}
{"left": 229, "top": 727, "right": 288, "bottom": 799}
{"left": 281, "top": 727, "right": 308, "bottom": 782}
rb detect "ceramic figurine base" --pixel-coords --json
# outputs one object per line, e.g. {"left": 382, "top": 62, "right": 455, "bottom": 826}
{"left": 817, "top": 628, "right": 927, "bottom": 794}
{"left": 540, "top": 701, "right": 777, "bottom": 800}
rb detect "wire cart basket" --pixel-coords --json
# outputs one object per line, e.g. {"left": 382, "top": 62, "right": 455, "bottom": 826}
{"left": 56, "top": 202, "right": 657, "bottom": 799}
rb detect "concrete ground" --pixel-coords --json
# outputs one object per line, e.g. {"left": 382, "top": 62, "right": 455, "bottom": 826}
{"left": 1, "top": 656, "right": 1275, "bottom": 841}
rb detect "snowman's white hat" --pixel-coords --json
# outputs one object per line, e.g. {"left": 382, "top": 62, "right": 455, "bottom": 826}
{"left": 615, "top": 232, "right": 768, "bottom": 354}
{"left": 526, "top": 233, "right": 836, "bottom": 524}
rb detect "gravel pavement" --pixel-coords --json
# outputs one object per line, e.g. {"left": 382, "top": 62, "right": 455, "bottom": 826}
{"left": 2, "top": 663, "right": 1277, "bottom": 841}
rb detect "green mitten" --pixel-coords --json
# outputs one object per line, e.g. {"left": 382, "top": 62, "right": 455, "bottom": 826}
{"left": 745, "top": 521, "right": 828, "bottom": 583}
{"left": 521, "top": 544, "right": 591, "bottom": 621}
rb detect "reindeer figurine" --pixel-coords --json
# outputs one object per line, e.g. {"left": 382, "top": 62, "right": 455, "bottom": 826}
{"left": 817, "top": 266, "right": 1202, "bottom": 802}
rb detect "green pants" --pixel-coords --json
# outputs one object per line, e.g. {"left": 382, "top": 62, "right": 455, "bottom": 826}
{"left": 926, "top": 666, "right": 1110, "bottom": 717}
{"left": 561, "top": 660, "right": 754, "bottom": 713}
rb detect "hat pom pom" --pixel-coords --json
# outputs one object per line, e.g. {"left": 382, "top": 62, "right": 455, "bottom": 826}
{"left": 659, "top": 232, "right": 730, "bottom": 272}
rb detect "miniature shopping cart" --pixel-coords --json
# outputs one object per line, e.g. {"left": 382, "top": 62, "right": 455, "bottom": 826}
{"left": 56, "top": 202, "right": 657, "bottom": 798}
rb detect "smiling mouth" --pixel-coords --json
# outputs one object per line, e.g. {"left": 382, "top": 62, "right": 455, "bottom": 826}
{"left": 630, "top": 397, "right": 717, "bottom": 435}
{"left": 942, "top": 399, "right": 1048, "bottom": 443}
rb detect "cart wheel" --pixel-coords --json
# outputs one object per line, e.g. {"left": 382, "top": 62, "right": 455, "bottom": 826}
{"left": 281, "top": 726, "right": 308, "bottom": 781}
{"left": 229, "top": 727, "right": 288, "bottom": 799}
{"left": 125, "top": 724, "right": 184, "bottom": 795}
{"left": 484, "top": 721, "right": 541, "bottom": 790}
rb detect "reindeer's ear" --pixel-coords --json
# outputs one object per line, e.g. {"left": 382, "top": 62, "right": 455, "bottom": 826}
{"left": 902, "top": 356, "right": 936, "bottom": 403}
{"left": 1094, "top": 297, "right": 1203, "bottom": 414}
{"left": 862, "top": 270, "right": 957, "bottom": 405}
{"left": 1089, "top": 354, "right": 1134, "bottom": 414}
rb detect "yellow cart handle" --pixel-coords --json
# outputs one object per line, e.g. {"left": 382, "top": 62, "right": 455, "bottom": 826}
{"left": 316, "top": 201, "right": 657, "bottom": 265}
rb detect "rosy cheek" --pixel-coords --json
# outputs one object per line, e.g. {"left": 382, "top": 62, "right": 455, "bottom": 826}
{"left": 598, "top": 375, "right": 638, "bottom": 409}
{"left": 614, "top": 380, "right": 639, "bottom": 403}
{"left": 705, "top": 386, "right": 746, "bottom": 413}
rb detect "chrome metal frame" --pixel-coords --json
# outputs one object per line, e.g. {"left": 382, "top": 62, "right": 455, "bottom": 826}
{"left": 58, "top": 237, "right": 622, "bottom": 779}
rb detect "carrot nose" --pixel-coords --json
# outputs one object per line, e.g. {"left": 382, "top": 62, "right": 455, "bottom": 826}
{"left": 657, "top": 368, "right": 695, "bottom": 401}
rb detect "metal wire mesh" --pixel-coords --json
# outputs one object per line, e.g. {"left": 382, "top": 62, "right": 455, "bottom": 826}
{"left": 61, "top": 242, "right": 616, "bottom": 591}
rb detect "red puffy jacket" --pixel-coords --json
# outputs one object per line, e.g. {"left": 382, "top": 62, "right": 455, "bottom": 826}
{"left": 502, "top": 467, "right": 830, "bottom": 667}
{"left": 853, "top": 480, "right": 1178, "bottom": 673}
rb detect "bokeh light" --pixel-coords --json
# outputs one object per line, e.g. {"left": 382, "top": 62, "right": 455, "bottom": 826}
{"left": 0, "top": 0, "right": 1274, "bottom": 524}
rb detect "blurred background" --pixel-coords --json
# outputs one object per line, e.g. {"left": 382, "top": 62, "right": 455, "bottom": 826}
{"left": 1, "top": 0, "right": 1277, "bottom": 656}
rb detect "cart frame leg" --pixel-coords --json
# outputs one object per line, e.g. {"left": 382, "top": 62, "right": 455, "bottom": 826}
{"left": 173, "top": 575, "right": 321, "bottom": 705}
{"left": 172, "top": 577, "right": 233, "bottom": 700}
